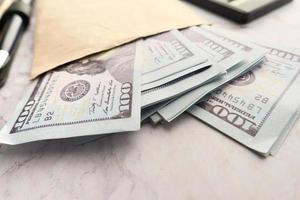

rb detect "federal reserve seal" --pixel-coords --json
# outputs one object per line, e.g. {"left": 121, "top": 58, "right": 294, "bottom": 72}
{"left": 230, "top": 71, "right": 255, "bottom": 86}
{"left": 60, "top": 80, "right": 90, "bottom": 102}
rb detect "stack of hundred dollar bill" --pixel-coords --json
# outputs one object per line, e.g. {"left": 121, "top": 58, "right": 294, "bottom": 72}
{"left": 1, "top": 25, "right": 300, "bottom": 157}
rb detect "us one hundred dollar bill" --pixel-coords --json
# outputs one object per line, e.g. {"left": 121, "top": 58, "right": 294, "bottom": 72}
{"left": 0, "top": 41, "right": 142, "bottom": 145}
{"left": 141, "top": 101, "right": 170, "bottom": 122}
{"left": 141, "top": 30, "right": 209, "bottom": 91}
{"left": 141, "top": 26, "right": 247, "bottom": 108}
{"left": 188, "top": 45, "right": 300, "bottom": 156}
{"left": 156, "top": 26, "right": 266, "bottom": 123}
{"left": 141, "top": 65, "right": 222, "bottom": 108}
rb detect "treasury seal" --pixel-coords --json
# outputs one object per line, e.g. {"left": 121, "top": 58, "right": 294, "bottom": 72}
{"left": 230, "top": 71, "right": 255, "bottom": 86}
{"left": 60, "top": 80, "right": 90, "bottom": 102}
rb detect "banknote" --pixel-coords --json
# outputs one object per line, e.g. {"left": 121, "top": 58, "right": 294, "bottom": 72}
{"left": 141, "top": 101, "right": 170, "bottom": 122}
{"left": 150, "top": 113, "right": 163, "bottom": 125}
{"left": 269, "top": 105, "right": 300, "bottom": 156}
{"left": 0, "top": 41, "right": 142, "bottom": 145}
{"left": 156, "top": 27, "right": 266, "bottom": 122}
{"left": 182, "top": 27, "right": 246, "bottom": 71}
{"left": 188, "top": 45, "right": 300, "bottom": 156}
{"left": 141, "top": 30, "right": 209, "bottom": 91}
{"left": 141, "top": 65, "right": 222, "bottom": 108}
{"left": 140, "top": 26, "right": 246, "bottom": 108}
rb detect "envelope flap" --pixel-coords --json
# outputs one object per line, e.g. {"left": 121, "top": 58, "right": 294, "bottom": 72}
{"left": 31, "top": 0, "right": 208, "bottom": 78}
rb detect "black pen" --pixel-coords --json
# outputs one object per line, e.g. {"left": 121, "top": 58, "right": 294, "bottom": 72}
{"left": 0, "top": 0, "right": 33, "bottom": 88}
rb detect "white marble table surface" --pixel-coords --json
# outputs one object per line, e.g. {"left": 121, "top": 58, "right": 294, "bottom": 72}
{"left": 1, "top": 1, "right": 300, "bottom": 200}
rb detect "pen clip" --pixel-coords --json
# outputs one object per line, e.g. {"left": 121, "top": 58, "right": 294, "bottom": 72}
{"left": 0, "top": 0, "right": 31, "bottom": 31}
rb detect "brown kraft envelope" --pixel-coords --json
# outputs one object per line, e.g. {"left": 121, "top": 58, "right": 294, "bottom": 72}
{"left": 31, "top": 0, "right": 208, "bottom": 79}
